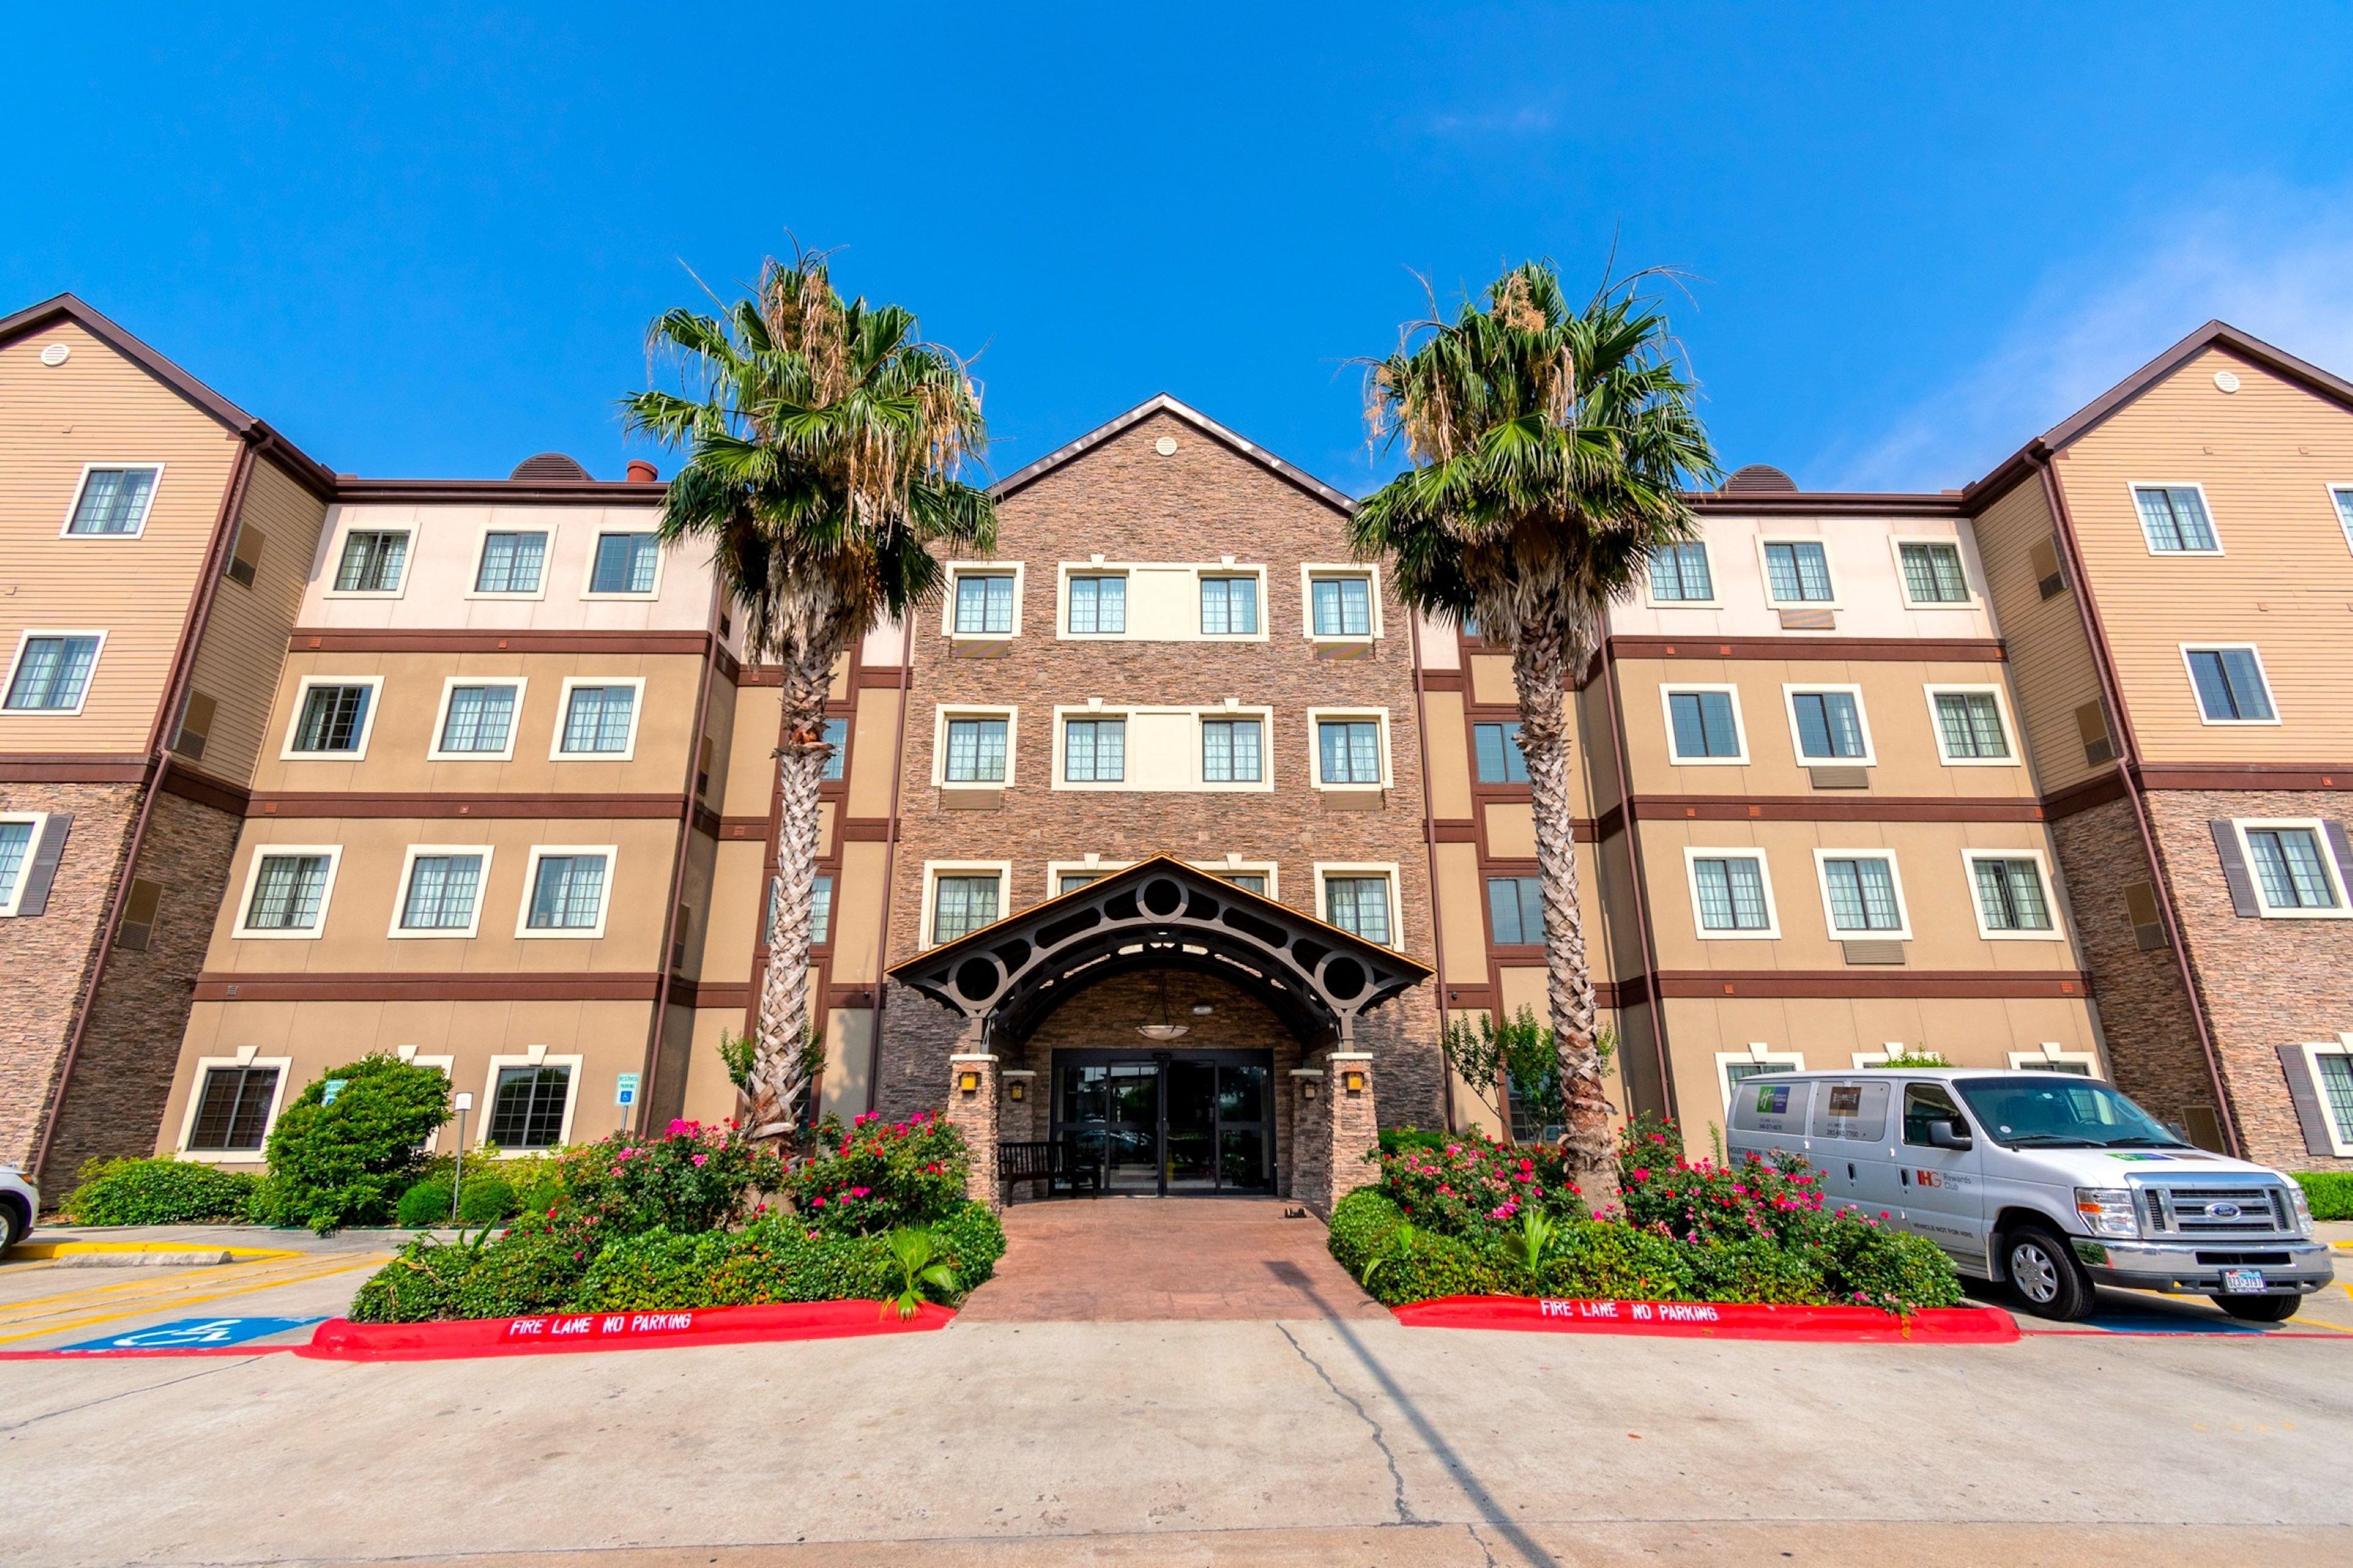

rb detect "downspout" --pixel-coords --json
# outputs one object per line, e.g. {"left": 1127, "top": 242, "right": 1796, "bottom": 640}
{"left": 863, "top": 616, "right": 918, "bottom": 1115}
{"left": 36, "top": 436, "right": 258, "bottom": 1185}
{"left": 1404, "top": 609, "right": 1456, "bottom": 1132}
{"left": 1600, "top": 637, "right": 1676, "bottom": 1127}
{"left": 2035, "top": 452, "right": 2240, "bottom": 1154}
{"left": 641, "top": 596, "right": 722, "bottom": 1132}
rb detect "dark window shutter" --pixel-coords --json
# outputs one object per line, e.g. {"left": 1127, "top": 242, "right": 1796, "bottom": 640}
{"left": 2275, "top": 1044, "right": 2338, "bottom": 1156}
{"left": 2325, "top": 820, "right": 2353, "bottom": 901}
{"left": 2210, "top": 820, "right": 2260, "bottom": 917}
{"left": 16, "top": 814, "right": 72, "bottom": 916}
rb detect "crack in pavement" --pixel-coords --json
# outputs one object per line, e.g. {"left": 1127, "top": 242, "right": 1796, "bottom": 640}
{"left": 1465, "top": 1520, "right": 1503, "bottom": 1568}
{"left": 1276, "top": 1321, "right": 1419, "bottom": 1525}
{"left": 0, "top": 1356, "right": 269, "bottom": 1433}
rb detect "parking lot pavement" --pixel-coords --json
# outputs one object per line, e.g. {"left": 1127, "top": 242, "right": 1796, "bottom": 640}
{"left": 0, "top": 1226, "right": 394, "bottom": 1353}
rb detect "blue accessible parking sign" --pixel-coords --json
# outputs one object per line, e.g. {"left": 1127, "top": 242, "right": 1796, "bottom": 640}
{"left": 60, "top": 1316, "right": 324, "bottom": 1352}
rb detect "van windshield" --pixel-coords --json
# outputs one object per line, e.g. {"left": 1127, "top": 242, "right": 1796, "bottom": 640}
{"left": 1953, "top": 1077, "right": 2187, "bottom": 1150}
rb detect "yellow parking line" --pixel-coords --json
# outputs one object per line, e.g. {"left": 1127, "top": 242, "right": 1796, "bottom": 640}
{"left": 0, "top": 1257, "right": 385, "bottom": 1346}
{"left": 9, "top": 1241, "right": 299, "bottom": 1263}
{"left": 0, "top": 1254, "right": 339, "bottom": 1316}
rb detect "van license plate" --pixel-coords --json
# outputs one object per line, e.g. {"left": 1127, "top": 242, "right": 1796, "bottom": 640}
{"left": 2220, "top": 1268, "right": 2268, "bottom": 1295}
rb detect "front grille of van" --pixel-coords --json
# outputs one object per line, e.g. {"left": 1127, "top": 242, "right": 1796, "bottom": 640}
{"left": 2141, "top": 1185, "right": 2289, "bottom": 1237}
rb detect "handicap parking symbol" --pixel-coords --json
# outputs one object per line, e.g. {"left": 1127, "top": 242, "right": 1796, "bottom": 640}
{"left": 61, "top": 1316, "right": 323, "bottom": 1352}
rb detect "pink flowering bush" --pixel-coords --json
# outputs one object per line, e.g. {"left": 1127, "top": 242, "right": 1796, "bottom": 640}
{"left": 1375, "top": 1131, "right": 1584, "bottom": 1244}
{"left": 552, "top": 1119, "right": 783, "bottom": 1236}
{"left": 1618, "top": 1148, "right": 1826, "bottom": 1247}
{"left": 776, "top": 1112, "right": 970, "bottom": 1236}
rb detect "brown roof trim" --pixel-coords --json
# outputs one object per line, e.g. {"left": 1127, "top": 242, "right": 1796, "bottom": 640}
{"left": 1607, "top": 635, "right": 2005, "bottom": 665}
{"left": 196, "top": 972, "right": 663, "bottom": 1003}
{"left": 160, "top": 759, "right": 252, "bottom": 815}
{"left": 287, "top": 628, "right": 720, "bottom": 659}
{"left": 0, "top": 754, "right": 151, "bottom": 784}
{"left": 333, "top": 477, "right": 667, "bottom": 505}
{"left": 2133, "top": 763, "right": 2353, "bottom": 793}
{"left": 246, "top": 792, "right": 688, "bottom": 820}
{"left": 1689, "top": 491, "right": 1963, "bottom": 516}
{"left": 990, "top": 394, "right": 1359, "bottom": 514}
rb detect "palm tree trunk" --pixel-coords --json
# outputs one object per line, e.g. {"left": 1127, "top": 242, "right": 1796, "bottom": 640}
{"left": 1511, "top": 616, "right": 1623, "bottom": 1217}
{"left": 744, "top": 639, "right": 838, "bottom": 1140}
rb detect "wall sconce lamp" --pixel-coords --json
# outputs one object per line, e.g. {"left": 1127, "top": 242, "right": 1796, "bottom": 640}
{"left": 1342, "top": 1070, "right": 1366, "bottom": 1093}
{"left": 957, "top": 1070, "right": 981, "bottom": 1094}
{"left": 1007, "top": 1078, "right": 1027, "bottom": 1102}
{"left": 1300, "top": 1081, "right": 1318, "bottom": 1101}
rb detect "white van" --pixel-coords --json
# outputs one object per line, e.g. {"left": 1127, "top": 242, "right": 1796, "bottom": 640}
{"left": 1725, "top": 1068, "right": 2332, "bottom": 1321}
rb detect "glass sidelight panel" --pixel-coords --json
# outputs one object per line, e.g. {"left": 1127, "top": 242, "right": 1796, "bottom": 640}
{"left": 1164, "top": 1060, "right": 1217, "bottom": 1189}
{"left": 1215, "top": 1062, "right": 1272, "bottom": 1191}
{"left": 1104, "top": 1062, "right": 1160, "bottom": 1191}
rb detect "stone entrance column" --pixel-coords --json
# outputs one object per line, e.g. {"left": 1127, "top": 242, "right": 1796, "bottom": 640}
{"left": 1326, "top": 1051, "right": 1378, "bottom": 1208}
{"left": 944, "top": 1041, "right": 1001, "bottom": 1211}
{"left": 1287, "top": 1067, "right": 1328, "bottom": 1211}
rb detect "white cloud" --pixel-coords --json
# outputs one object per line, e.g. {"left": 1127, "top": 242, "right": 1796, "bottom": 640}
{"left": 1823, "top": 183, "right": 2353, "bottom": 491}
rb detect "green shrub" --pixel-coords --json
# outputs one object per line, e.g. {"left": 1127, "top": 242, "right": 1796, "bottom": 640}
{"left": 449, "top": 1213, "right": 600, "bottom": 1318}
{"left": 1545, "top": 1221, "right": 1695, "bottom": 1301}
{"left": 250, "top": 1055, "right": 452, "bottom": 1233}
{"left": 2297, "top": 1171, "right": 2353, "bottom": 1222}
{"left": 549, "top": 1121, "right": 781, "bottom": 1236}
{"left": 457, "top": 1176, "right": 516, "bottom": 1224}
{"left": 1328, "top": 1189, "right": 1518, "bottom": 1306}
{"left": 500, "top": 1153, "right": 566, "bottom": 1216}
{"left": 348, "top": 1226, "right": 495, "bottom": 1322}
{"left": 1812, "top": 1218, "right": 1965, "bottom": 1311}
{"left": 1676, "top": 1236, "right": 1820, "bottom": 1304}
{"left": 395, "top": 1180, "right": 454, "bottom": 1229}
{"left": 571, "top": 1198, "right": 1004, "bottom": 1315}
{"left": 62, "top": 1157, "right": 260, "bottom": 1226}
{"left": 1376, "top": 1127, "right": 1453, "bottom": 1157}
{"left": 778, "top": 1112, "right": 969, "bottom": 1235}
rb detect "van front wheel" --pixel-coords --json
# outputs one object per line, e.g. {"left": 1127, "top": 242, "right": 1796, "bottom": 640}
{"left": 2004, "top": 1227, "right": 2094, "bottom": 1321}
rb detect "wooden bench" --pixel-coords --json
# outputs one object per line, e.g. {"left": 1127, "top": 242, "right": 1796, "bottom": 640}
{"left": 998, "top": 1138, "right": 1102, "bottom": 1198}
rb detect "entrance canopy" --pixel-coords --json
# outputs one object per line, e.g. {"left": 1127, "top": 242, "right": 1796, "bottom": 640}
{"left": 888, "top": 855, "right": 1432, "bottom": 1051}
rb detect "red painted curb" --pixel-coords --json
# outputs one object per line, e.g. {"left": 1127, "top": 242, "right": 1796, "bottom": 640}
{"left": 1392, "top": 1294, "right": 2020, "bottom": 1344}
{"left": 296, "top": 1300, "right": 955, "bottom": 1361}
{"left": 0, "top": 1346, "right": 301, "bottom": 1361}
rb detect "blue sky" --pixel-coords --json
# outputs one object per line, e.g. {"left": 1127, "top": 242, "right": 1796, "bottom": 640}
{"left": 7, "top": 4, "right": 2351, "bottom": 495}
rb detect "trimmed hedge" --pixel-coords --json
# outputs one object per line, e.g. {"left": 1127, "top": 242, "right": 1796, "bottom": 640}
{"left": 2297, "top": 1171, "right": 2353, "bottom": 1222}
{"left": 248, "top": 1055, "right": 452, "bottom": 1233}
{"left": 394, "top": 1176, "right": 517, "bottom": 1229}
{"left": 62, "top": 1157, "right": 260, "bottom": 1226}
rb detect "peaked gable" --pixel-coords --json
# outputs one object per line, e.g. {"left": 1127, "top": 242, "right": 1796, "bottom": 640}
{"left": 992, "top": 394, "right": 1356, "bottom": 514}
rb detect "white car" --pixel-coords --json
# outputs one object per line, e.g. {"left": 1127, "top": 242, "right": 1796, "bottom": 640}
{"left": 0, "top": 1165, "right": 36, "bottom": 1254}
{"left": 1726, "top": 1068, "right": 2330, "bottom": 1322}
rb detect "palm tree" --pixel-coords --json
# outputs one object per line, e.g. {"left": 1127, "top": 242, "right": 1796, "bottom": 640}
{"left": 1352, "top": 261, "right": 1718, "bottom": 1213}
{"left": 623, "top": 251, "right": 995, "bottom": 1139}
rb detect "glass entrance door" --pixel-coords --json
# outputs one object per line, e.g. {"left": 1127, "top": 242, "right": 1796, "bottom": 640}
{"left": 1052, "top": 1048, "right": 1274, "bottom": 1196}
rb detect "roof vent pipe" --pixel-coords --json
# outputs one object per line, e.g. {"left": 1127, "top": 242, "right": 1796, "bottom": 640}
{"left": 626, "top": 459, "right": 660, "bottom": 483}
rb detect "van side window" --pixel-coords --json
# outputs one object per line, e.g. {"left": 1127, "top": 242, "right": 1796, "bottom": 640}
{"left": 1901, "top": 1083, "right": 1965, "bottom": 1147}
{"left": 1731, "top": 1078, "right": 1810, "bottom": 1133}
{"left": 1811, "top": 1080, "right": 1888, "bottom": 1141}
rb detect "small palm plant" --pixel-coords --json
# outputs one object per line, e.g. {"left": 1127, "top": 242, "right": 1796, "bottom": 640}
{"left": 882, "top": 1226, "right": 959, "bottom": 1319}
{"left": 1509, "top": 1206, "right": 1562, "bottom": 1280}
{"left": 1362, "top": 1220, "right": 1423, "bottom": 1287}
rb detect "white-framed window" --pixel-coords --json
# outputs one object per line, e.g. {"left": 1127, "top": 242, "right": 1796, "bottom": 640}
{"left": 429, "top": 678, "right": 525, "bottom": 761}
{"left": 552, "top": 678, "right": 644, "bottom": 759}
{"left": 1486, "top": 874, "right": 1544, "bottom": 945}
{"left": 1924, "top": 684, "right": 2015, "bottom": 764}
{"left": 472, "top": 528, "right": 550, "bottom": 596}
{"left": 1757, "top": 537, "right": 1837, "bottom": 605}
{"left": 1200, "top": 572, "right": 1262, "bottom": 637}
{"left": 2232, "top": 820, "right": 2351, "bottom": 918}
{"left": 330, "top": 528, "right": 411, "bottom": 595}
{"left": 1662, "top": 684, "right": 1746, "bottom": 764}
{"left": 1473, "top": 722, "right": 1528, "bottom": 784}
{"left": 1893, "top": 537, "right": 1973, "bottom": 605}
{"left": 2330, "top": 486, "right": 2353, "bottom": 558}
{"left": 2181, "top": 645, "right": 2277, "bottom": 725}
{"left": 2009, "top": 1045, "right": 2100, "bottom": 1076}
{"left": 1309, "top": 709, "right": 1392, "bottom": 789}
{"left": 935, "top": 708, "right": 1016, "bottom": 787}
{"left": 0, "top": 812, "right": 48, "bottom": 917}
{"left": 585, "top": 531, "right": 661, "bottom": 596}
{"left": 1301, "top": 566, "right": 1381, "bottom": 640}
{"left": 1197, "top": 859, "right": 1279, "bottom": 898}
{"left": 1683, "top": 848, "right": 1779, "bottom": 938}
{"left": 1315, "top": 863, "right": 1401, "bottom": 947}
{"left": 482, "top": 1050, "right": 582, "bottom": 1152}
{"left": 810, "top": 873, "right": 834, "bottom": 946}
{"left": 62, "top": 463, "right": 163, "bottom": 537}
{"left": 945, "top": 563, "right": 1023, "bottom": 637}
{"left": 3, "top": 631, "right": 105, "bottom": 714}
{"left": 1646, "top": 540, "right": 1715, "bottom": 605}
{"left": 1045, "top": 857, "right": 1133, "bottom": 898}
{"left": 1963, "top": 850, "right": 2062, "bottom": 939}
{"left": 176, "top": 1052, "right": 291, "bottom": 1160}
{"left": 232, "top": 845, "right": 343, "bottom": 938}
{"left": 2131, "top": 483, "right": 2222, "bottom": 555}
{"left": 922, "top": 861, "right": 1011, "bottom": 946}
{"left": 1201, "top": 716, "right": 1264, "bottom": 783}
{"left": 1062, "top": 715, "right": 1127, "bottom": 783}
{"left": 390, "top": 845, "right": 493, "bottom": 938}
{"left": 1716, "top": 1047, "right": 1804, "bottom": 1109}
{"left": 2293, "top": 1038, "right": 2353, "bottom": 1158}
{"left": 517, "top": 846, "right": 616, "bottom": 938}
{"left": 1050, "top": 559, "right": 1264, "bottom": 642}
{"left": 1064, "top": 571, "right": 1127, "bottom": 635}
{"left": 281, "top": 675, "right": 382, "bottom": 758}
{"left": 1783, "top": 684, "right": 1874, "bottom": 765}
{"left": 1814, "top": 850, "right": 1911, "bottom": 940}
{"left": 819, "top": 717, "right": 848, "bottom": 781}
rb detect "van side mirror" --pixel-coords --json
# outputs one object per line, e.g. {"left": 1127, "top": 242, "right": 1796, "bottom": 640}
{"left": 1928, "top": 1119, "right": 1973, "bottom": 1151}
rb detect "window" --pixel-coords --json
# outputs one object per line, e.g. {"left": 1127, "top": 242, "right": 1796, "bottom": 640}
{"left": 225, "top": 522, "right": 265, "bottom": 587}
{"left": 1220, "top": 871, "right": 1268, "bottom": 895}
{"left": 1056, "top": 872, "right": 1102, "bottom": 895}
{"left": 558, "top": 683, "right": 638, "bottom": 755}
{"left": 1309, "top": 574, "right": 1373, "bottom": 637}
{"left": 1720, "top": 1057, "right": 1799, "bottom": 1105}
{"left": 1325, "top": 875, "right": 1392, "bottom": 945}
{"left": 1064, "top": 717, "right": 1126, "bottom": 782}
{"left": 397, "top": 851, "right": 486, "bottom": 934}
{"left": 1970, "top": 855, "right": 2056, "bottom": 935}
{"left": 2133, "top": 485, "right": 2220, "bottom": 553}
{"left": 1648, "top": 541, "right": 1714, "bottom": 602}
{"left": 931, "top": 873, "right": 1000, "bottom": 943}
{"left": 1487, "top": 876, "right": 1543, "bottom": 945}
{"left": 475, "top": 530, "right": 548, "bottom": 594}
{"left": 811, "top": 874, "right": 834, "bottom": 945}
{"left": 1202, "top": 718, "right": 1262, "bottom": 782}
{"left": 1473, "top": 722, "right": 1528, "bottom": 784}
{"left": 1897, "top": 541, "right": 1970, "bottom": 603}
{"left": 1200, "top": 575, "right": 1259, "bottom": 636}
{"left": 2333, "top": 487, "right": 2353, "bottom": 555}
{"left": 333, "top": 530, "right": 409, "bottom": 593}
{"left": 2241, "top": 824, "right": 2346, "bottom": 914}
{"left": 821, "top": 717, "right": 848, "bottom": 781}
{"left": 524, "top": 852, "right": 611, "bottom": 933}
{"left": 434, "top": 683, "right": 521, "bottom": 756}
{"left": 1930, "top": 689, "right": 2012, "bottom": 761}
{"left": 285, "top": 679, "right": 376, "bottom": 756}
{"left": 1665, "top": 689, "right": 1743, "bottom": 762}
{"left": 1317, "top": 719, "right": 1383, "bottom": 786}
{"left": 4, "top": 634, "right": 102, "bottom": 712}
{"left": 1067, "top": 574, "right": 1126, "bottom": 634}
{"left": 240, "top": 851, "right": 335, "bottom": 934}
{"left": 65, "top": 465, "right": 160, "bottom": 535}
{"left": 187, "top": 1066, "right": 280, "bottom": 1152}
{"left": 0, "top": 817, "right": 38, "bottom": 915}
{"left": 175, "top": 691, "right": 216, "bottom": 760}
{"left": 943, "top": 717, "right": 1009, "bottom": 784}
{"left": 954, "top": 572, "right": 1017, "bottom": 634}
{"left": 1901, "top": 1082, "right": 1967, "bottom": 1147}
{"left": 488, "top": 1065, "right": 573, "bottom": 1149}
{"left": 589, "top": 531, "right": 659, "bottom": 594}
{"left": 2184, "top": 646, "right": 2276, "bottom": 724}
{"left": 1762, "top": 540, "right": 1833, "bottom": 602}
{"left": 1787, "top": 689, "right": 1869, "bottom": 762}
{"left": 1818, "top": 853, "right": 1907, "bottom": 936}
{"left": 2007, "top": 1051, "right": 2096, "bottom": 1077}
{"left": 1689, "top": 853, "right": 1775, "bottom": 935}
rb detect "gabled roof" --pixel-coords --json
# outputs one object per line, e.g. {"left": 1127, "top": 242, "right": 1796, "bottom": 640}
{"left": 990, "top": 392, "right": 1358, "bottom": 513}
{"left": 0, "top": 293, "right": 338, "bottom": 496}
